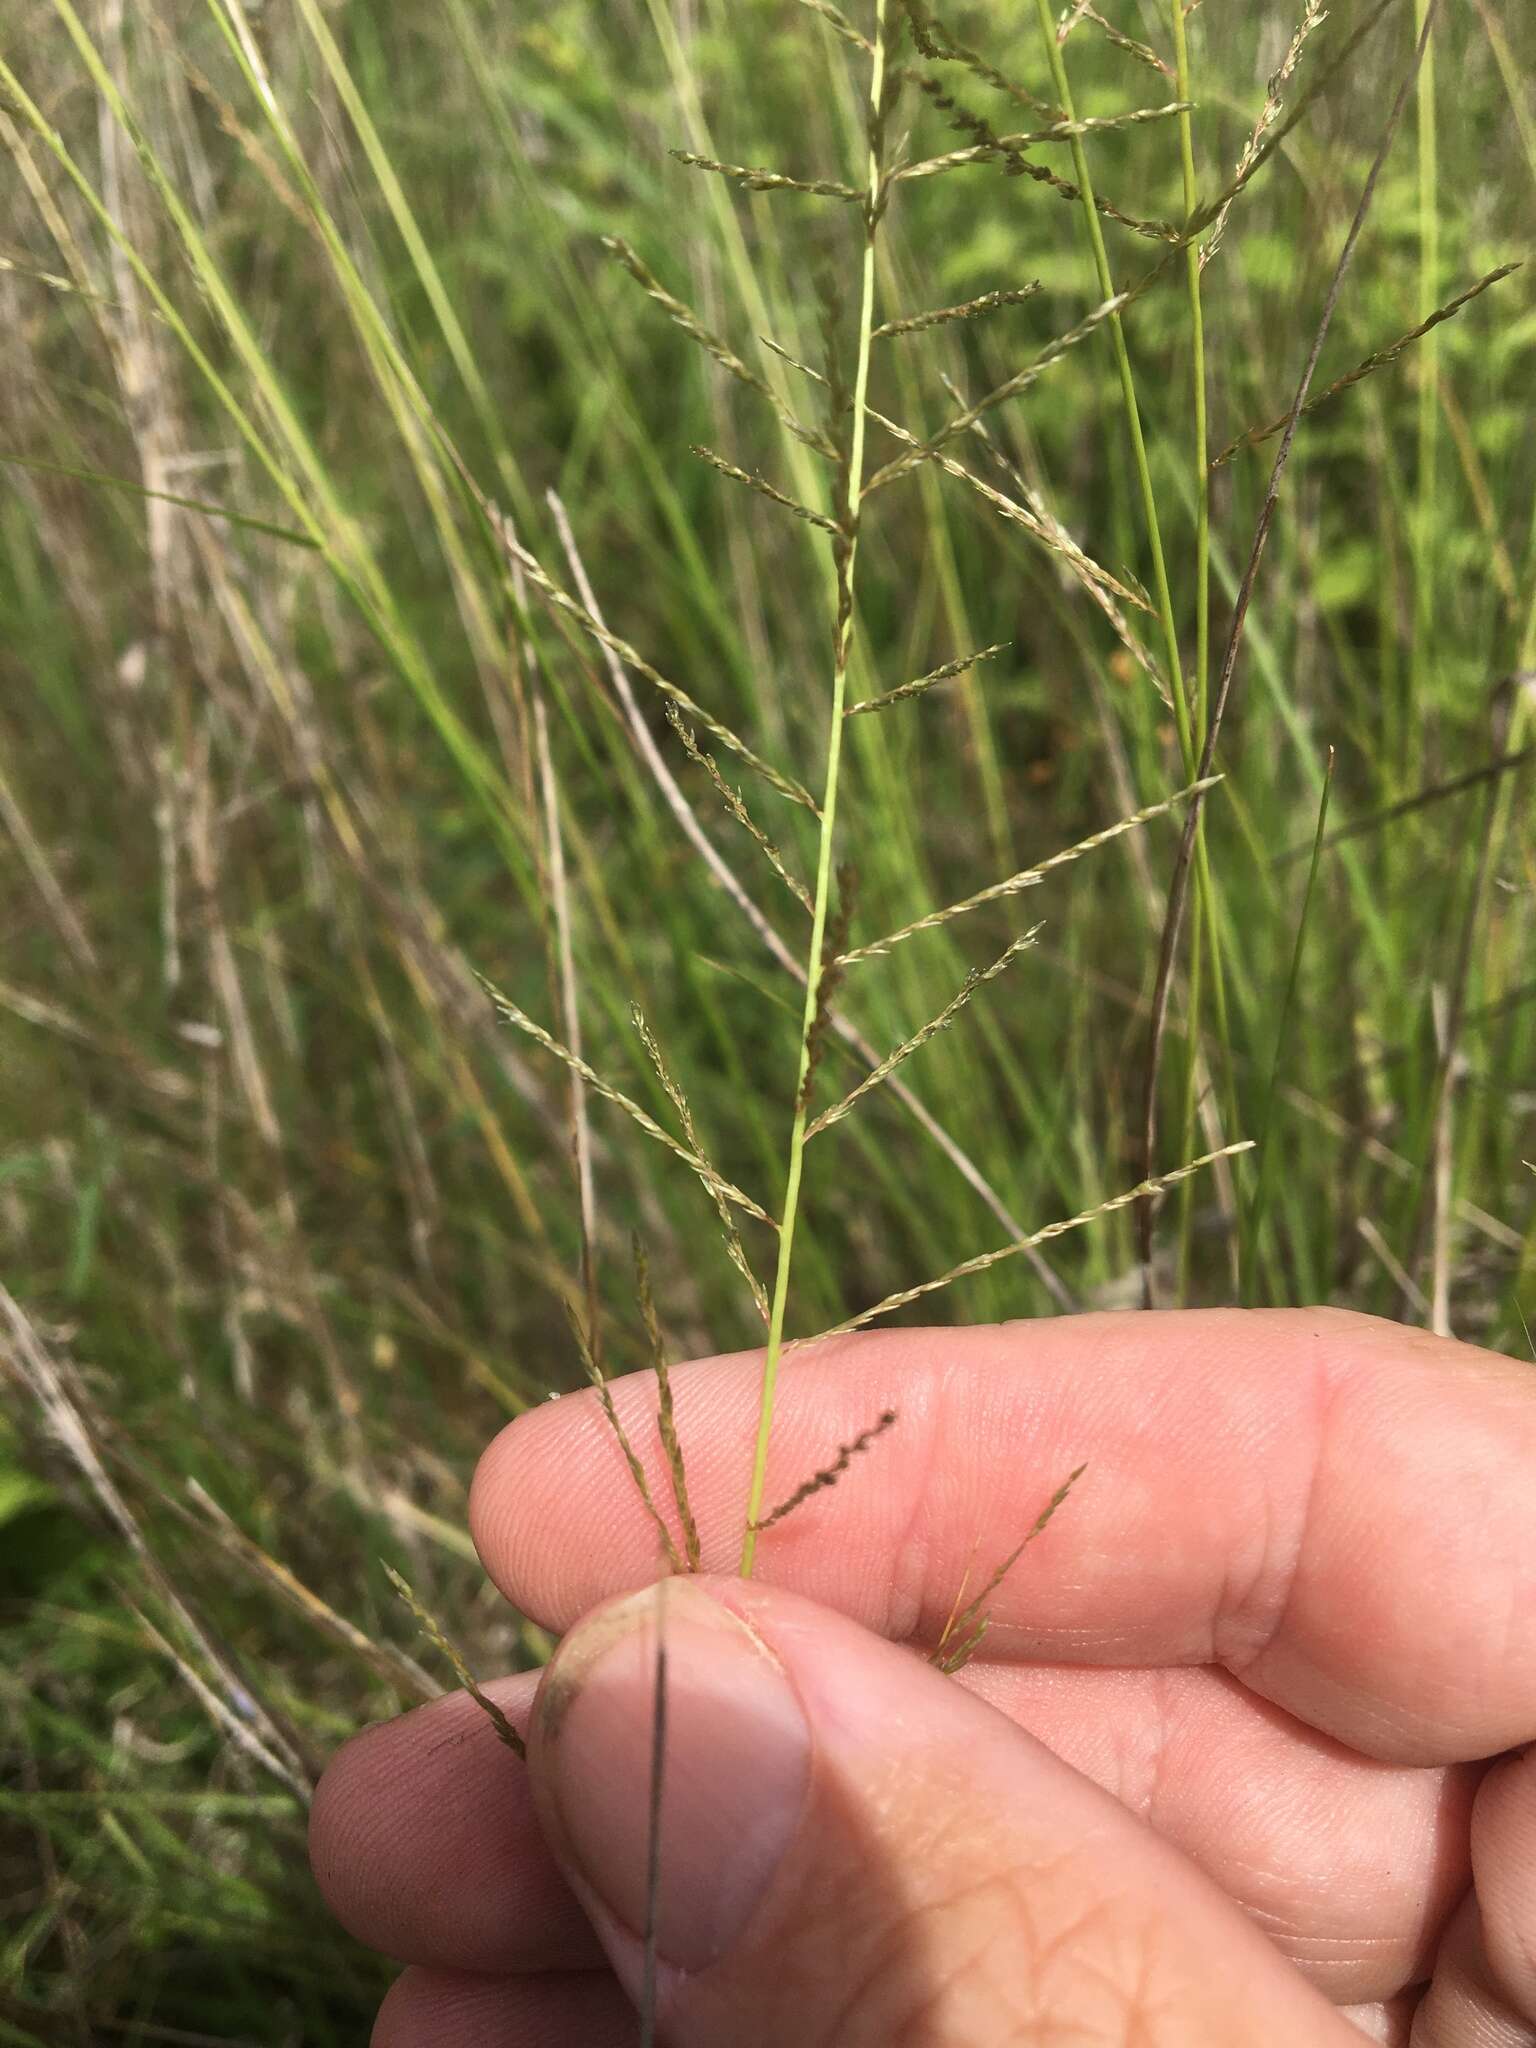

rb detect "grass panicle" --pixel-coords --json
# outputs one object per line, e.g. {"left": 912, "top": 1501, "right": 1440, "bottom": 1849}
{"left": 750, "top": 1409, "right": 899, "bottom": 1532}
{"left": 931, "top": 1463, "right": 1089, "bottom": 1674}
{"left": 383, "top": 1566, "right": 526, "bottom": 1760}
{"left": 633, "top": 1236, "right": 702, "bottom": 1571}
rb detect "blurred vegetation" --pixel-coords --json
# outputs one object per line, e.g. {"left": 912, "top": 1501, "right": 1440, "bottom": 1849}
{"left": 0, "top": 0, "right": 1532, "bottom": 2037}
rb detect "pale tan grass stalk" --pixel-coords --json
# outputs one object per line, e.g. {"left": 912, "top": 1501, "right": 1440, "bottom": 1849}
{"left": 535, "top": 695, "right": 600, "bottom": 1351}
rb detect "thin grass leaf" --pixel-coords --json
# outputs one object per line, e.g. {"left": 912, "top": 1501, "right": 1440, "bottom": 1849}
{"left": 670, "top": 150, "right": 860, "bottom": 200}
{"left": 846, "top": 641, "right": 1008, "bottom": 715}
{"left": 563, "top": 1303, "right": 685, "bottom": 1575}
{"left": 477, "top": 973, "right": 776, "bottom": 1226}
{"left": 1138, "top": 0, "right": 1440, "bottom": 1279}
{"left": 807, "top": 1143, "right": 1252, "bottom": 1338}
{"left": 665, "top": 705, "right": 813, "bottom": 915}
{"left": 382, "top": 1566, "right": 526, "bottom": 1759}
{"left": 807, "top": 928, "right": 1040, "bottom": 1138}
{"left": 689, "top": 443, "right": 842, "bottom": 534}
{"left": 839, "top": 779, "right": 1221, "bottom": 964}
{"left": 633, "top": 1237, "right": 702, "bottom": 1569}
{"left": 750, "top": 1409, "right": 898, "bottom": 1531}
{"left": 1212, "top": 263, "right": 1521, "bottom": 466}
{"left": 1274, "top": 741, "right": 1535, "bottom": 865}
{"left": 0, "top": 449, "right": 319, "bottom": 547}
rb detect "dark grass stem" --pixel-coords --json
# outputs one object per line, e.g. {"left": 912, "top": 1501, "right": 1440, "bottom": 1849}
{"left": 1139, "top": 0, "right": 1445, "bottom": 1286}
{"left": 740, "top": 0, "right": 893, "bottom": 1577}
{"left": 1169, "top": 0, "right": 1214, "bottom": 1298}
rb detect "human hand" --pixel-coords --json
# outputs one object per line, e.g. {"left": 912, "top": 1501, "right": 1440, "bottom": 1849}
{"left": 310, "top": 1308, "right": 1536, "bottom": 2045}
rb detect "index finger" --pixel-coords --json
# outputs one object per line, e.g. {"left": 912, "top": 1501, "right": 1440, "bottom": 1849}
{"left": 470, "top": 1307, "right": 1536, "bottom": 1765}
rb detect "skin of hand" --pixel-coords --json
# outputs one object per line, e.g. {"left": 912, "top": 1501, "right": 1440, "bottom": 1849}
{"left": 309, "top": 1308, "right": 1536, "bottom": 2046}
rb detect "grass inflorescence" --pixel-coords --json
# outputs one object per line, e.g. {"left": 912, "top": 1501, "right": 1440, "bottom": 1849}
{"left": 1, "top": 0, "right": 1532, "bottom": 2035}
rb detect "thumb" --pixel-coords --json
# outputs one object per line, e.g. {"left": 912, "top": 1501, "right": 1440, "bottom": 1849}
{"left": 528, "top": 1576, "right": 1363, "bottom": 2047}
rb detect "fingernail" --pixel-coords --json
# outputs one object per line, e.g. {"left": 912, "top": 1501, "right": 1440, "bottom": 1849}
{"left": 534, "top": 1579, "right": 810, "bottom": 1973}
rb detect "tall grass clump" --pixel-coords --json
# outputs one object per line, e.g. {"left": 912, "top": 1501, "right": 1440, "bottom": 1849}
{"left": 0, "top": 0, "right": 1532, "bottom": 2037}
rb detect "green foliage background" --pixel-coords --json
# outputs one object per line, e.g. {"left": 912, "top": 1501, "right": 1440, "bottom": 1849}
{"left": 0, "top": 0, "right": 1532, "bottom": 2037}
